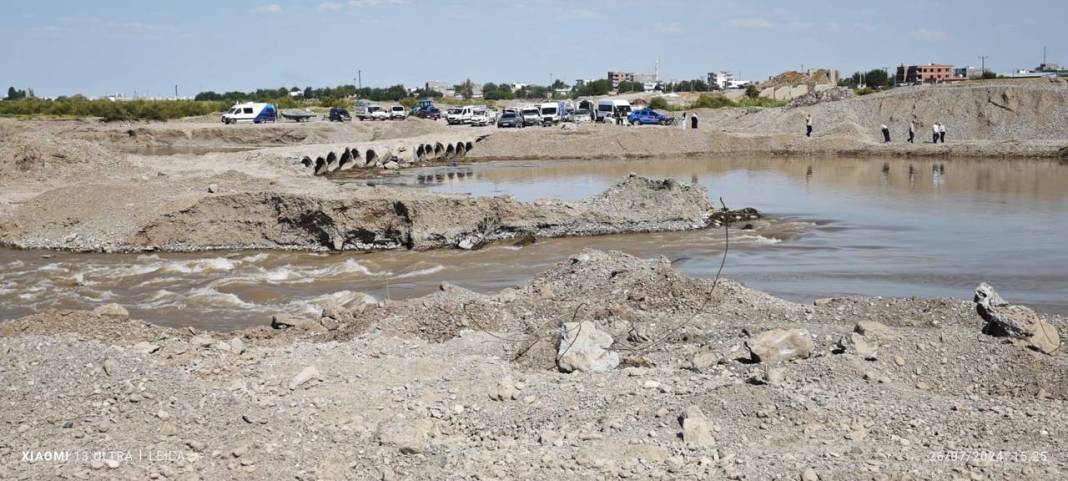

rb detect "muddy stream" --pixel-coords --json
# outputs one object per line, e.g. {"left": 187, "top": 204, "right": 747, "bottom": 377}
{"left": 2, "top": 156, "right": 1066, "bottom": 330}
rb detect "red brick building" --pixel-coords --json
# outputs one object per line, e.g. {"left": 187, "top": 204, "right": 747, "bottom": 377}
{"left": 918, "top": 64, "right": 954, "bottom": 83}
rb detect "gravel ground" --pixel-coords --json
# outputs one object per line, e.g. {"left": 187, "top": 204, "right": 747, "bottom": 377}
{"left": 2, "top": 250, "right": 1066, "bottom": 480}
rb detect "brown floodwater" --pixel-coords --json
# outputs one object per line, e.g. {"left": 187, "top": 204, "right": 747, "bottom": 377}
{"left": 2, "top": 156, "right": 1067, "bottom": 330}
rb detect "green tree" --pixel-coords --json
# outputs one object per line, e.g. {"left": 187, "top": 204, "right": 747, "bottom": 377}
{"left": 574, "top": 79, "right": 611, "bottom": 97}
{"left": 744, "top": 84, "right": 760, "bottom": 99}
{"left": 981, "top": 71, "right": 998, "bottom": 79}
{"left": 6, "top": 86, "right": 17, "bottom": 100}
{"left": 649, "top": 96, "right": 669, "bottom": 110}
{"left": 550, "top": 79, "right": 569, "bottom": 90}
{"left": 617, "top": 80, "right": 643, "bottom": 93}
{"left": 457, "top": 79, "right": 474, "bottom": 100}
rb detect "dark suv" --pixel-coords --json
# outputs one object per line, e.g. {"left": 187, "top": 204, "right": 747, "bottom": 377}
{"left": 328, "top": 107, "right": 351, "bottom": 122}
{"left": 412, "top": 106, "right": 442, "bottom": 120}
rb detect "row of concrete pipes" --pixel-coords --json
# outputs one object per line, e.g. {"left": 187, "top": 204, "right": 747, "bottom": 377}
{"left": 301, "top": 139, "right": 476, "bottom": 176}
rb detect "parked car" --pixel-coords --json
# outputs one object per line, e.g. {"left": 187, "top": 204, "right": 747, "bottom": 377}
{"left": 596, "top": 99, "right": 632, "bottom": 122}
{"left": 539, "top": 102, "right": 561, "bottom": 125}
{"left": 411, "top": 106, "right": 442, "bottom": 120}
{"left": 496, "top": 110, "right": 523, "bottom": 128}
{"left": 568, "top": 108, "right": 592, "bottom": 123}
{"left": 627, "top": 108, "right": 674, "bottom": 126}
{"left": 221, "top": 102, "right": 277, "bottom": 124}
{"left": 520, "top": 107, "right": 541, "bottom": 127}
{"left": 446, "top": 107, "right": 472, "bottom": 125}
{"left": 354, "top": 100, "right": 389, "bottom": 121}
{"left": 390, "top": 106, "right": 408, "bottom": 120}
{"left": 470, "top": 107, "right": 491, "bottom": 126}
{"left": 328, "top": 107, "right": 351, "bottom": 122}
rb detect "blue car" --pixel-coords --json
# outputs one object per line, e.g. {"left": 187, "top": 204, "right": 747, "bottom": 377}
{"left": 627, "top": 108, "right": 674, "bottom": 126}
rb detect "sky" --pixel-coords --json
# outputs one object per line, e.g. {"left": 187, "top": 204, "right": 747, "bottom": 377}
{"left": 2, "top": 0, "right": 1064, "bottom": 97}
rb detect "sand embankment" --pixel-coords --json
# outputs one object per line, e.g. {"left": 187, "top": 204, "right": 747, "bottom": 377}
{"left": 470, "top": 80, "right": 1068, "bottom": 160}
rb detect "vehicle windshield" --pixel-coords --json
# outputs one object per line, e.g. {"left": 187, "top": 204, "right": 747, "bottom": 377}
{"left": 392, "top": 107, "right": 404, "bottom": 111}
{"left": 448, "top": 109, "right": 461, "bottom": 114}
{"left": 522, "top": 109, "right": 538, "bottom": 116}
{"left": 541, "top": 108, "right": 557, "bottom": 115}
{"left": 501, "top": 112, "right": 516, "bottom": 118}
{"left": 368, "top": 106, "right": 381, "bottom": 112}
{"left": 576, "top": 109, "right": 590, "bottom": 115}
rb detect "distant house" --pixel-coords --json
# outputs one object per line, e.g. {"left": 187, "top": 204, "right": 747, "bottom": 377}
{"left": 897, "top": 63, "right": 954, "bottom": 84}
{"left": 288, "top": 90, "right": 304, "bottom": 98}
{"left": 707, "top": 71, "right": 734, "bottom": 90}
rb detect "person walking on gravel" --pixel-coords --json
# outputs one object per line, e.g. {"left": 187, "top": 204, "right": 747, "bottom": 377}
{"left": 881, "top": 124, "right": 891, "bottom": 142}
{"left": 805, "top": 113, "right": 813, "bottom": 137}
{"left": 932, "top": 122, "right": 940, "bottom": 143}
{"left": 907, "top": 122, "right": 915, "bottom": 143}
{"left": 939, "top": 122, "right": 947, "bottom": 143}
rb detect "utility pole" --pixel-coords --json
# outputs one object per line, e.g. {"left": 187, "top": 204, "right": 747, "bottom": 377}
{"left": 978, "top": 56, "right": 988, "bottom": 76}
{"left": 358, "top": 70, "right": 362, "bottom": 90}
{"left": 174, "top": 84, "right": 178, "bottom": 99}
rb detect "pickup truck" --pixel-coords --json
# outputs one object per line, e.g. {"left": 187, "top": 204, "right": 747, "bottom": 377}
{"left": 627, "top": 108, "right": 674, "bottom": 126}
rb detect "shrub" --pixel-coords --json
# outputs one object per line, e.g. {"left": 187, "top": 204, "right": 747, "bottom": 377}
{"left": 648, "top": 96, "right": 669, "bottom": 110}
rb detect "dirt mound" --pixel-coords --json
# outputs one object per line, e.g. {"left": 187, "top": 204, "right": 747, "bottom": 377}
{"left": 0, "top": 130, "right": 117, "bottom": 178}
{"left": 788, "top": 86, "right": 856, "bottom": 107}
{"left": 125, "top": 175, "right": 722, "bottom": 252}
{"left": 763, "top": 69, "right": 837, "bottom": 89}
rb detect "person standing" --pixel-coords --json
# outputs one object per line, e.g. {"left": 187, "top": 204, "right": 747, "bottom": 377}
{"left": 907, "top": 122, "right": 915, "bottom": 143}
{"left": 805, "top": 113, "right": 813, "bottom": 137}
{"left": 939, "top": 123, "right": 946, "bottom": 143}
{"left": 881, "top": 124, "right": 891, "bottom": 142}
{"left": 932, "top": 122, "right": 940, "bottom": 143}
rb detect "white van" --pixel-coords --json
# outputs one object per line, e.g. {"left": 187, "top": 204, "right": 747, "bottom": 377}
{"left": 596, "top": 99, "right": 631, "bottom": 122}
{"left": 221, "top": 102, "right": 278, "bottom": 124}
{"left": 539, "top": 102, "right": 561, "bottom": 125}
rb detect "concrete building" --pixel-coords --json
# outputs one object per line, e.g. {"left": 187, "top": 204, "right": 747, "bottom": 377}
{"left": 608, "top": 71, "right": 657, "bottom": 89}
{"left": 707, "top": 71, "right": 734, "bottom": 90}
{"left": 425, "top": 81, "right": 453, "bottom": 97}
{"left": 896, "top": 63, "right": 954, "bottom": 84}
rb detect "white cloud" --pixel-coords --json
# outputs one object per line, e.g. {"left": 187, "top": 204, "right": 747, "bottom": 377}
{"left": 348, "top": 0, "right": 407, "bottom": 6}
{"left": 729, "top": 17, "right": 773, "bottom": 29}
{"left": 911, "top": 28, "right": 948, "bottom": 41}
{"left": 316, "top": 2, "right": 344, "bottom": 12}
{"left": 252, "top": 4, "right": 282, "bottom": 14}
{"left": 574, "top": 8, "right": 595, "bottom": 19}
{"left": 653, "top": 22, "right": 686, "bottom": 34}
{"left": 108, "top": 21, "right": 176, "bottom": 35}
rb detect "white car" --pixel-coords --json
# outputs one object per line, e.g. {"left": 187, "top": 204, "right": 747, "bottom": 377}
{"left": 390, "top": 106, "right": 408, "bottom": 120}
{"left": 470, "top": 108, "right": 492, "bottom": 126}
{"left": 446, "top": 107, "right": 472, "bottom": 125}
{"left": 368, "top": 106, "right": 389, "bottom": 121}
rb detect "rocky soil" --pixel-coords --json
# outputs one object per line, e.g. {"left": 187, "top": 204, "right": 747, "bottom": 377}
{"left": 2, "top": 250, "right": 1065, "bottom": 480}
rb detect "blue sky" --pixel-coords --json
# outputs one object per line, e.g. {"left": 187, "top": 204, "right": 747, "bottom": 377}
{"left": 2, "top": 0, "right": 1064, "bottom": 97}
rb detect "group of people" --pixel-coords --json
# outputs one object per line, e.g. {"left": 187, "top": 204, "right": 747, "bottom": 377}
{"left": 806, "top": 115, "right": 947, "bottom": 144}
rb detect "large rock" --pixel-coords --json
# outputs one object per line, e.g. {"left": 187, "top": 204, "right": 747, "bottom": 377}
{"left": 975, "top": 283, "right": 1060, "bottom": 354}
{"left": 376, "top": 417, "right": 430, "bottom": 455}
{"left": 93, "top": 303, "right": 129, "bottom": 319}
{"left": 557, "top": 321, "right": 620, "bottom": 373}
{"left": 746, "top": 329, "right": 814, "bottom": 364}
{"left": 681, "top": 406, "right": 715, "bottom": 448}
{"left": 271, "top": 314, "right": 320, "bottom": 331}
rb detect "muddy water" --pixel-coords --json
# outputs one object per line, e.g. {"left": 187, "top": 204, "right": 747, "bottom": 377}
{"left": 2, "top": 156, "right": 1067, "bottom": 330}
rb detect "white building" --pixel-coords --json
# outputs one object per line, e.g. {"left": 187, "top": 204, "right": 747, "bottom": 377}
{"left": 707, "top": 71, "right": 734, "bottom": 90}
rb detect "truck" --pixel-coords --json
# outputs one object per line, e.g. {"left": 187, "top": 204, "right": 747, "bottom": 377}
{"left": 595, "top": 99, "right": 632, "bottom": 122}
{"left": 446, "top": 106, "right": 473, "bottom": 125}
{"left": 354, "top": 100, "right": 389, "bottom": 121}
{"left": 221, "top": 102, "right": 278, "bottom": 124}
{"left": 539, "top": 102, "right": 561, "bottom": 125}
{"left": 519, "top": 106, "right": 541, "bottom": 126}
